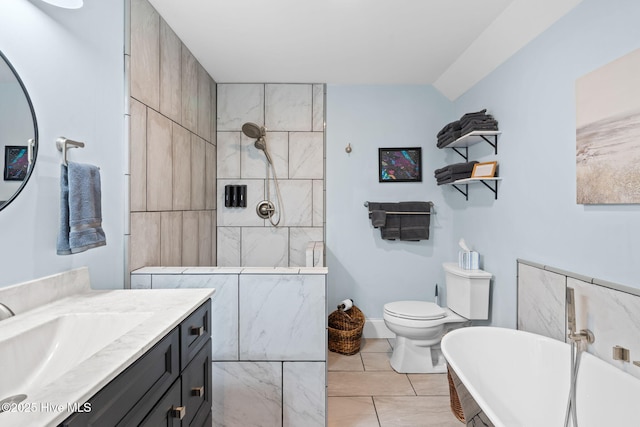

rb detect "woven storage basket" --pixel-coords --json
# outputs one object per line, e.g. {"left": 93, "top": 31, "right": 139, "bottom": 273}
{"left": 447, "top": 365, "right": 465, "bottom": 423}
{"left": 328, "top": 305, "right": 365, "bottom": 355}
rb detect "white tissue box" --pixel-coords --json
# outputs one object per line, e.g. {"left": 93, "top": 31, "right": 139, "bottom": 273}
{"left": 458, "top": 251, "right": 479, "bottom": 270}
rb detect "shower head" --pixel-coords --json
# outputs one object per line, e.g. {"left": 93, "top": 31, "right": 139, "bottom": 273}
{"left": 241, "top": 122, "right": 265, "bottom": 139}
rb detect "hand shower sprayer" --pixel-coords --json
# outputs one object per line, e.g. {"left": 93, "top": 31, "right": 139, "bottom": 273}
{"left": 241, "top": 122, "right": 283, "bottom": 226}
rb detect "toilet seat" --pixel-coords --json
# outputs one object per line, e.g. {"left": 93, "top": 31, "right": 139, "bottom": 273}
{"left": 384, "top": 301, "right": 446, "bottom": 320}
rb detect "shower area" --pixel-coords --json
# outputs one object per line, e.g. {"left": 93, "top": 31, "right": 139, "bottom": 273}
{"left": 216, "top": 83, "right": 326, "bottom": 268}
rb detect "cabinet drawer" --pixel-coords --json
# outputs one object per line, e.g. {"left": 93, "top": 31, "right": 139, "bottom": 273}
{"left": 181, "top": 339, "right": 211, "bottom": 426}
{"left": 60, "top": 328, "right": 180, "bottom": 427}
{"left": 140, "top": 378, "right": 182, "bottom": 427}
{"left": 180, "top": 300, "right": 211, "bottom": 370}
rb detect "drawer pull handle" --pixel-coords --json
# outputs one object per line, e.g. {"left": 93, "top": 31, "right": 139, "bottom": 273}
{"left": 190, "top": 325, "right": 204, "bottom": 336}
{"left": 191, "top": 386, "right": 204, "bottom": 397}
{"left": 170, "top": 406, "right": 186, "bottom": 420}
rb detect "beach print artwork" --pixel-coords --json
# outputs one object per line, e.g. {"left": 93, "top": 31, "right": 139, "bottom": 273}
{"left": 576, "top": 48, "right": 640, "bottom": 204}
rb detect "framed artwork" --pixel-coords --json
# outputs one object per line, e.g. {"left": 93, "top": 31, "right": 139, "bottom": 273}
{"left": 471, "top": 161, "right": 498, "bottom": 178}
{"left": 4, "top": 145, "right": 28, "bottom": 181}
{"left": 378, "top": 147, "right": 422, "bottom": 182}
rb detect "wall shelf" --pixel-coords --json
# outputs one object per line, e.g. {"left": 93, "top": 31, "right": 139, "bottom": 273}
{"left": 446, "top": 177, "right": 502, "bottom": 200}
{"left": 443, "top": 130, "right": 501, "bottom": 161}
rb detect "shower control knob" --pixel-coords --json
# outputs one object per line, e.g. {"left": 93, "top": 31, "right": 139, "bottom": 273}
{"left": 256, "top": 200, "right": 275, "bottom": 219}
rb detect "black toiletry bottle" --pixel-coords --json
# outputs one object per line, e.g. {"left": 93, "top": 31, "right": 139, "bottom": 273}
{"left": 224, "top": 185, "right": 231, "bottom": 207}
{"left": 239, "top": 185, "right": 246, "bottom": 207}
{"left": 230, "top": 185, "right": 238, "bottom": 207}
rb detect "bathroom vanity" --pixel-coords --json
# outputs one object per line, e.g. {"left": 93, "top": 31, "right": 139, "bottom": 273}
{"left": 0, "top": 268, "right": 213, "bottom": 427}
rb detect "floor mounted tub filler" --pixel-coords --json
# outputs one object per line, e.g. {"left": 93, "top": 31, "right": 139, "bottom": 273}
{"left": 441, "top": 327, "right": 640, "bottom": 427}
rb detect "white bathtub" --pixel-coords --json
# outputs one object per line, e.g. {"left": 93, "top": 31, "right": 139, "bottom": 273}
{"left": 441, "top": 327, "right": 640, "bottom": 427}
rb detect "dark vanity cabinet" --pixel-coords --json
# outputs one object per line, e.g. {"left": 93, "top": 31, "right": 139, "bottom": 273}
{"left": 60, "top": 300, "right": 212, "bottom": 427}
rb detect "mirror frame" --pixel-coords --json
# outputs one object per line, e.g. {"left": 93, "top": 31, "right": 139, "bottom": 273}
{"left": 0, "top": 50, "right": 38, "bottom": 212}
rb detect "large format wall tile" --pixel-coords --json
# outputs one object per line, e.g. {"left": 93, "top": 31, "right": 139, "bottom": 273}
{"left": 182, "top": 211, "right": 199, "bottom": 266}
{"left": 205, "top": 142, "right": 217, "bottom": 210}
{"left": 283, "top": 362, "right": 326, "bottom": 427}
{"left": 239, "top": 274, "right": 325, "bottom": 360}
{"left": 146, "top": 109, "right": 173, "bottom": 211}
{"left": 181, "top": 46, "right": 198, "bottom": 133}
{"left": 130, "top": 0, "right": 159, "bottom": 109}
{"left": 129, "top": 99, "right": 147, "bottom": 212}
{"left": 517, "top": 263, "right": 566, "bottom": 341}
{"left": 312, "top": 84, "right": 324, "bottom": 132}
{"left": 279, "top": 180, "right": 313, "bottom": 227}
{"left": 159, "top": 19, "right": 181, "bottom": 122}
{"left": 289, "top": 132, "right": 323, "bottom": 179}
{"left": 217, "top": 227, "right": 241, "bottom": 267}
{"left": 217, "top": 84, "right": 264, "bottom": 131}
{"left": 289, "top": 227, "right": 323, "bottom": 267}
{"left": 160, "top": 211, "right": 182, "bottom": 265}
{"left": 191, "top": 134, "right": 206, "bottom": 210}
{"left": 265, "top": 84, "right": 312, "bottom": 131}
{"left": 312, "top": 180, "right": 323, "bottom": 227}
{"left": 130, "top": 212, "right": 161, "bottom": 271}
{"left": 570, "top": 278, "right": 640, "bottom": 380}
{"left": 241, "top": 227, "right": 289, "bottom": 267}
{"left": 198, "top": 210, "right": 213, "bottom": 266}
{"left": 197, "top": 65, "right": 212, "bottom": 142}
{"left": 242, "top": 132, "right": 289, "bottom": 180}
{"left": 172, "top": 123, "right": 191, "bottom": 210}
{"left": 216, "top": 132, "right": 241, "bottom": 179}
{"left": 212, "top": 362, "right": 282, "bottom": 427}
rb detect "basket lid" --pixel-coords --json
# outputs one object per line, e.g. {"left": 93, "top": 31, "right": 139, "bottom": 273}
{"left": 384, "top": 301, "right": 446, "bottom": 320}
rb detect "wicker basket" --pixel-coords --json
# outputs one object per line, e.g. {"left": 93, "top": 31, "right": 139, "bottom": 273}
{"left": 328, "top": 305, "right": 365, "bottom": 355}
{"left": 447, "top": 365, "right": 465, "bottom": 423}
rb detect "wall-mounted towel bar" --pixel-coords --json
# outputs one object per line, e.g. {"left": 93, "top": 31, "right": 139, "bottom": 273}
{"left": 364, "top": 201, "right": 433, "bottom": 215}
{"left": 56, "top": 137, "right": 85, "bottom": 166}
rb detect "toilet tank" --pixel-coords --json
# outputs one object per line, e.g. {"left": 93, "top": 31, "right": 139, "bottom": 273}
{"left": 443, "top": 262, "right": 492, "bottom": 320}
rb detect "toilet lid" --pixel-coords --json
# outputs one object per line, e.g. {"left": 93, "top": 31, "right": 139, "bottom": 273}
{"left": 384, "top": 301, "right": 446, "bottom": 320}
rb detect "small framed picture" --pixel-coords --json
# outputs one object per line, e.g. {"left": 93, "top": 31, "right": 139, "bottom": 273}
{"left": 378, "top": 147, "right": 422, "bottom": 182}
{"left": 4, "top": 146, "right": 29, "bottom": 181}
{"left": 471, "top": 161, "right": 498, "bottom": 178}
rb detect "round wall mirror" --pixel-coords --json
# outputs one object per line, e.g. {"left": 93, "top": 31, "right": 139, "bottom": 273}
{"left": 0, "top": 50, "right": 38, "bottom": 212}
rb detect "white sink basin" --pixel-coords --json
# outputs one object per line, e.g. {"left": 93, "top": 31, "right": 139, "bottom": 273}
{"left": 0, "top": 312, "right": 152, "bottom": 401}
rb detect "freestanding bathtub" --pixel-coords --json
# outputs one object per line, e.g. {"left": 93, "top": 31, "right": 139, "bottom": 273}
{"left": 441, "top": 327, "right": 640, "bottom": 427}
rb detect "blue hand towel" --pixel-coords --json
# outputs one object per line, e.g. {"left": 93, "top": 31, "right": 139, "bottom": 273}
{"left": 57, "top": 162, "right": 106, "bottom": 255}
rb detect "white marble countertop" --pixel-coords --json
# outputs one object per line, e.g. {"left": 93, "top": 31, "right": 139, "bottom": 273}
{"left": 0, "top": 277, "right": 214, "bottom": 427}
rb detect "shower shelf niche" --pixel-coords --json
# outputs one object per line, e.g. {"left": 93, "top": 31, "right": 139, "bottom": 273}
{"left": 443, "top": 130, "right": 501, "bottom": 161}
{"left": 446, "top": 177, "right": 501, "bottom": 200}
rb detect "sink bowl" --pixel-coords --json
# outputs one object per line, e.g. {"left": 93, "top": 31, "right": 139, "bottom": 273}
{"left": 0, "top": 312, "right": 152, "bottom": 401}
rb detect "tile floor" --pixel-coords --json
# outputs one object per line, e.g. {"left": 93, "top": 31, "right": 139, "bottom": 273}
{"left": 328, "top": 338, "right": 463, "bottom": 427}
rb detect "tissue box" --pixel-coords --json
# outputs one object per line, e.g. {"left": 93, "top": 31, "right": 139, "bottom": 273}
{"left": 458, "top": 251, "right": 479, "bottom": 270}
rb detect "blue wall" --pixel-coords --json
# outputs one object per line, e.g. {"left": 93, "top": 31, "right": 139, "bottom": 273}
{"left": 326, "top": 0, "right": 640, "bottom": 326}
{"left": 326, "top": 85, "right": 455, "bottom": 317}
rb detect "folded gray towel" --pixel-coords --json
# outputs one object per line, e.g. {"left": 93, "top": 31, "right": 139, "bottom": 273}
{"left": 370, "top": 210, "right": 387, "bottom": 227}
{"left": 57, "top": 162, "right": 106, "bottom": 255}
{"left": 398, "top": 202, "right": 431, "bottom": 241}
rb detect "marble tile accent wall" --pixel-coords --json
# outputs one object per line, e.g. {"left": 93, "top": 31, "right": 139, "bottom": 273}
{"left": 517, "top": 260, "right": 640, "bottom": 380}
{"left": 128, "top": 0, "right": 216, "bottom": 272}
{"left": 283, "top": 362, "right": 326, "bottom": 427}
{"left": 216, "top": 83, "right": 325, "bottom": 267}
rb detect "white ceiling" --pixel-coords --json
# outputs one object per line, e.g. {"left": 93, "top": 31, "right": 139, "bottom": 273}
{"left": 148, "top": 0, "right": 582, "bottom": 100}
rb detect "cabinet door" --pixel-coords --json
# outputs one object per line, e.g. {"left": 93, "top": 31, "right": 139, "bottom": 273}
{"left": 140, "top": 378, "right": 182, "bottom": 427}
{"left": 181, "top": 339, "right": 212, "bottom": 426}
{"left": 181, "top": 300, "right": 211, "bottom": 370}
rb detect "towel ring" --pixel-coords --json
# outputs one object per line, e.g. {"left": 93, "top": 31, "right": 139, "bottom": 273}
{"left": 56, "top": 137, "right": 85, "bottom": 166}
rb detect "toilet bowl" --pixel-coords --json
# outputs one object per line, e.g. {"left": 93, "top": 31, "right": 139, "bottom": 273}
{"left": 383, "top": 301, "right": 467, "bottom": 373}
{"left": 383, "top": 263, "right": 492, "bottom": 374}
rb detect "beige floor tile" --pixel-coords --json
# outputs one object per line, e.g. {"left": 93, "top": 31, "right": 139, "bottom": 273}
{"left": 408, "top": 373, "right": 450, "bottom": 396}
{"left": 361, "top": 352, "right": 393, "bottom": 371}
{"left": 328, "top": 397, "right": 379, "bottom": 427}
{"left": 329, "top": 351, "right": 365, "bottom": 372}
{"left": 361, "top": 338, "right": 392, "bottom": 353}
{"left": 328, "top": 372, "right": 415, "bottom": 397}
{"left": 374, "top": 396, "right": 462, "bottom": 427}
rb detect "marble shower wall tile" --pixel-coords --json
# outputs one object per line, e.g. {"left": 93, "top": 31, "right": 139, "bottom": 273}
{"left": 152, "top": 273, "right": 239, "bottom": 360}
{"left": 570, "top": 277, "right": 640, "bottom": 380}
{"left": 517, "top": 263, "right": 566, "bottom": 341}
{"left": 312, "top": 84, "right": 324, "bottom": 132}
{"left": 312, "top": 180, "right": 323, "bottom": 227}
{"left": 239, "top": 274, "right": 325, "bottom": 360}
{"left": 212, "top": 362, "right": 282, "bottom": 427}
{"left": 283, "top": 362, "right": 326, "bottom": 427}
{"left": 265, "top": 84, "right": 312, "bottom": 131}
{"left": 289, "top": 227, "right": 323, "bottom": 267}
{"left": 279, "top": 180, "right": 313, "bottom": 227}
{"left": 216, "top": 132, "right": 241, "bottom": 179}
{"left": 217, "top": 84, "right": 264, "bottom": 131}
{"left": 217, "top": 227, "right": 241, "bottom": 267}
{"left": 130, "top": 274, "right": 151, "bottom": 289}
{"left": 289, "top": 132, "right": 323, "bottom": 179}
{"left": 241, "top": 227, "right": 289, "bottom": 267}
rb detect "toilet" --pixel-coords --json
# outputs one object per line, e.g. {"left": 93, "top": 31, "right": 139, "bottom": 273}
{"left": 383, "top": 263, "right": 491, "bottom": 373}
